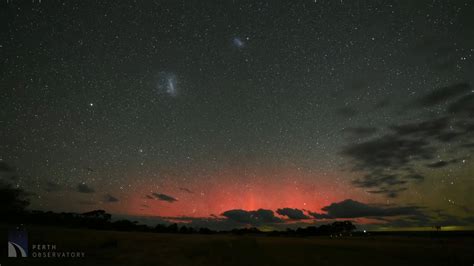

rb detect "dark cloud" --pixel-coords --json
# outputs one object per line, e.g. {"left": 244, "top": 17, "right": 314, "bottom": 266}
{"left": 448, "top": 94, "right": 474, "bottom": 116}
{"left": 221, "top": 209, "right": 282, "bottom": 225}
{"left": 353, "top": 173, "right": 407, "bottom": 188}
{"left": 0, "top": 161, "right": 14, "bottom": 172}
{"left": 425, "top": 159, "right": 458, "bottom": 168}
{"left": 44, "top": 181, "right": 62, "bottom": 192}
{"left": 405, "top": 173, "right": 424, "bottom": 181}
{"left": 457, "top": 121, "right": 474, "bottom": 136}
{"left": 179, "top": 187, "right": 193, "bottom": 193}
{"left": 382, "top": 211, "right": 472, "bottom": 228}
{"left": 341, "top": 90, "right": 474, "bottom": 197}
{"left": 390, "top": 117, "right": 450, "bottom": 138}
{"left": 104, "top": 194, "right": 119, "bottom": 203}
{"left": 342, "top": 133, "right": 434, "bottom": 197}
{"left": 335, "top": 107, "right": 358, "bottom": 118}
{"left": 343, "top": 127, "right": 377, "bottom": 138}
{"left": 416, "top": 83, "right": 471, "bottom": 107}
{"left": 114, "top": 206, "right": 471, "bottom": 231}
{"left": 437, "top": 131, "right": 465, "bottom": 143}
{"left": 276, "top": 208, "right": 309, "bottom": 220}
{"left": 342, "top": 135, "right": 434, "bottom": 171}
{"left": 76, "top": 183, "right": 95, "bottom": 194}
{"left": 0, "top": 161, "right": 19, "bottom": 184}
{"left": 308, "top": 199, "right": 424, "bottom": 219}
{"left": 78, "top": 200, "right": 96, "bottom": 205}
{"left": 152, "top": 193, "right": 177, "bottom": 203}
{"left": 85, "top": 167, "right": 94, "bottom": 172}
{"left": 373, "top": 98, "right": 390, "bottom": 109}
{"left": 366, "top": 187, "right": 408, "bottom": 198}
{"left": 461, "top": 143, "right": 474, "bottom": 149}
{"left": 7, "top": 175, "right": 21, "bottom": 182}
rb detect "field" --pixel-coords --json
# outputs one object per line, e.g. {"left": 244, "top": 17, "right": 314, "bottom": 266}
{"left": 1, "top": 226, "right": 474, "bottom": 266}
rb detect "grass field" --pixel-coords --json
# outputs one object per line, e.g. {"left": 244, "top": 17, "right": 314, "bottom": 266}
{"left": 1, "top": 226, "right": 474, "bottom": 266}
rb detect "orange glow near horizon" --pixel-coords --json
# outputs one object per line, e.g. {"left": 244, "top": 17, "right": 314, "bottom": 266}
{"left": 104, "top": 167, "right": 372, "bottom": 218}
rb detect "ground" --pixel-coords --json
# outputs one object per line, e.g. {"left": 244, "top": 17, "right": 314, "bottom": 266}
{"left": 1, "top": 226, "right": 473, "bottom": 266}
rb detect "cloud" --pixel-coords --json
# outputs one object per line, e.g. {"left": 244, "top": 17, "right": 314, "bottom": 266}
{"left": 425, "top": 159, "right": 459, "bottom": 168}
{"left": 308, "top": 199, "right": 424, "bottom": 219}
{"left": 366, "top": 187, "right": 408, "bottom": 198}
{"left": 352, "top": 173, "right": 412, "bottom": 197}
{"left": 179, "top": 187, "right": 193, "bottom": 193}
{"left": 78, "top": 200, "right": 96, "bottom": 205}
{"left": 342, "top": 134, "right": 434, "bottom": 173}
{"left": 448, "top": 94, "right": 474, "bottom": 116}
{"left": 76, "top": 183, "right": 95, "bottom": 193}
{"left": 152, "top": 193, "right": 178, "bottom": 203}
{"left": 341, "top": 89, "right": 474, "bottom": 197}
{"left": 390, "top": 117, "right": 450, "bottom": 138}
{"left": 44, "top": 181, "right": 62, "bottom": 192}
{"left": 0, "top": 161, "right": 19, "bottom": 184}
{"left": 341, "top": 127, "right": 436, "bottom": 197}
{"left": 0, "top": 161, "right": 14, "bottom": 172}
{"left": 343, "top": 127, "right": 377, "bottom": 138}
{"left": 416, "top": 83, "right": 471, "bottom": 107}
{"left": 104, "top": 194, "right": 119, "bottom": 203}
{"left": 335, "top": 107, "right": 358, "bottom": 118}
{"left": 276, "top": 208, "right": 309, "bottom": 220}
{"left": 373, "top": 98, "right": 390, "bottom": 109}
{"left": 380, "top": 211, "right": 473, "bottom": 228}
{"left": 221, "top": 209, "right": 282, "bottom": 225}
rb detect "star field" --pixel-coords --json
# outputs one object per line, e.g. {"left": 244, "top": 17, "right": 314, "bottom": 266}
{"left": 1, "top": 0, "right": 473, "bottom": 229}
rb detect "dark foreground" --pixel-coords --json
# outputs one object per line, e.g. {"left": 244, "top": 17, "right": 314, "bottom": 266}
{"left": 1, "top": 226, "right": 474, "bottom": 266}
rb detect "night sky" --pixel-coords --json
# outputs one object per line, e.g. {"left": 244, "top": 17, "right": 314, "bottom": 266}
{"left": 1, "top": 0, "right": 473, "bottom": 230}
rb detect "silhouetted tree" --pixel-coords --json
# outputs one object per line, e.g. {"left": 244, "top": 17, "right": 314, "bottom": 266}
{"left": 0, "top": 181, "right": 30, "bottom": 214}
{"left": 167, "top": 223, "right": 178, "bottom": 233}
{"left": 81, "top": 210, "right": 112, "bottom": 229}
{"left": 154, "top": 224, "right": 168, "bottom": 233}
{"left": 180, "top": 225, "right": 194, "bottom": 234}
{"left": 82, "top": 210, "right": 112, "bottom": 222}
{"left": 112, "top": 220, "right": 138, "bottom": 231}
{"left": 198, "top": 227, "right": 213, "bottom": 234}
{"left": 231, "top": 227, "right": 262, "bottom": 235}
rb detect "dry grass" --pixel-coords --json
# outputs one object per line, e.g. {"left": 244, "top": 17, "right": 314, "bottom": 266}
{"left": 1, "top": 225, "right": 473, "bottom": 266}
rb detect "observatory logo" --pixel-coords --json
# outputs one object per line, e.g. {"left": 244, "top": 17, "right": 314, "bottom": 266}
{"left": 8, "top": 229, "right": 28, "bottom": 257}
{"left": 7, "top": 228, "right": 85, "bottom": 259}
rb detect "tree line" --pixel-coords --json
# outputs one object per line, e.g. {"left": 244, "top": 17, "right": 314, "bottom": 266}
{"left": 1, "top": 181, "right": 356, "bottom": 236}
